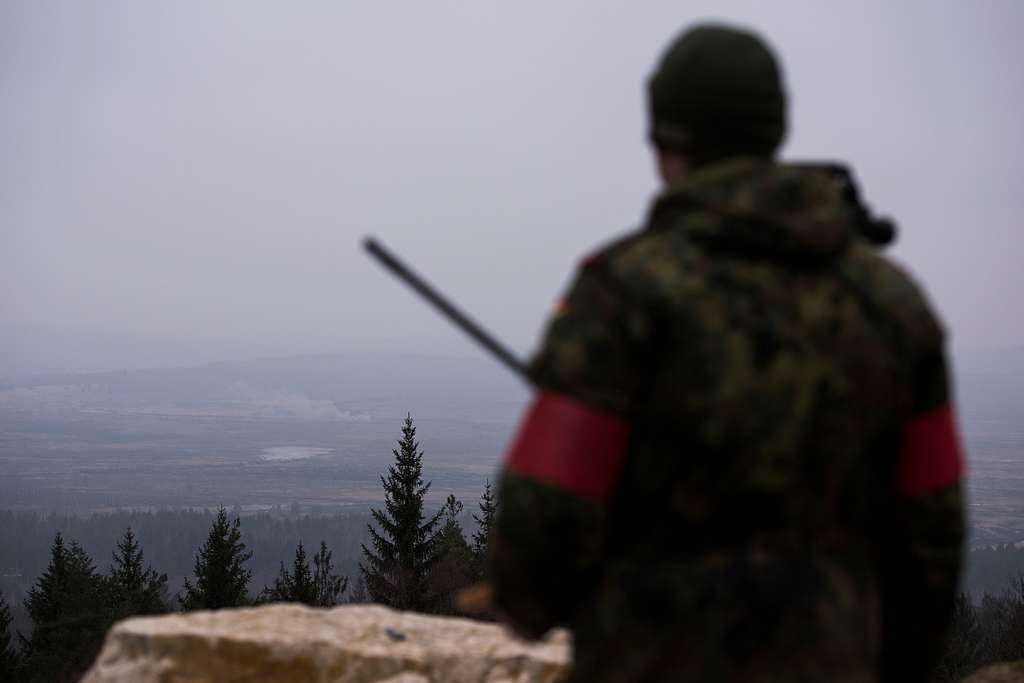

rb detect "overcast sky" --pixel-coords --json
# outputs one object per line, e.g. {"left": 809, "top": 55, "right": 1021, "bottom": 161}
{"left": 2, "top": 1, "right": 1022, "bottom": 371}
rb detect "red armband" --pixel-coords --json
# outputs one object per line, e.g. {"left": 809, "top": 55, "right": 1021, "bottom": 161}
{"left": 895, "top": 405, "right": 965, "bottom": 497}
{"left": 503, "top": 392, "right": 629, "bottom": 500}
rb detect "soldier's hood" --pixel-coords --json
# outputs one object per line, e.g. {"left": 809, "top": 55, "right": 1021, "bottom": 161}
{"left": 648, "top": 158, "right": 857, "bottom": 263}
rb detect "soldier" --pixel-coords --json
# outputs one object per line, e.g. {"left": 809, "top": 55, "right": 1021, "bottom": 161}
{"left": 488, "top": 23, "right": 964, "bottom": 683}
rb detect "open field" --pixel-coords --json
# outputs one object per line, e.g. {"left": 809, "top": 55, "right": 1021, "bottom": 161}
{"left": 0, "top": 352, "right": 1021, "bottom": 545}
{"left": 0, "top": 399, "right": 519, "bottom": 513}
{"left": 0, "top": 353, "right": 527, "bottom": 514}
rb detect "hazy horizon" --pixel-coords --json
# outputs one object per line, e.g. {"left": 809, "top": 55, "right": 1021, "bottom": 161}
{"left": 4, "top": 1, "right": 1023, "bottom": 371}
{"left": 2, "top": 319, "right": 1024, "bottom": 382}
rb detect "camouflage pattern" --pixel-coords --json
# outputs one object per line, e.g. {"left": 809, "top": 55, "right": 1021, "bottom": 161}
{"left": 491, "top": 157, "right": 964, "bottom": 682}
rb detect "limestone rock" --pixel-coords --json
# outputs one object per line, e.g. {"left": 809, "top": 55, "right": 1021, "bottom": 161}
{"left": 81, "top": 603, "right": 571, "bottom": 683}
{"left": 963, "top": 662, "right": 1024, "bottom": 683}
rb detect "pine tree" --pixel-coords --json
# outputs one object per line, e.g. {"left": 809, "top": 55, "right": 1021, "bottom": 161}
{"left": 347, "top": 573, "right": 369, "bottom": 604}
{"left": 934, "top": 592, "right": 984, "bottom": 681}
{"left": 471, "top": 479, "right": 497, "bottom": 578}
{"left": 261, "top": 541, "right": 314, "bottom": 604}
{"left": 996, "top": 573, "right": 1024, "bottom": 660}
{"left": 179, "top": 508, "right": 253, "bottom": 610}
{"left": 311, "top": 540, "right": 348, "bottom": 607}
{"left": 108, "top": 528, "right": 168, "bottom": 618}
{"left": 430, "top": 494, "right": 474, "bottom": 614}
{"left": 22, "top": 533, "right": 106, "bottom": 682}
{"left": 0, "top": 592, "right": 21, "bottom": 681}
{"left": 261, "top": 540, "right": 347, "bottom": 607}
{"left": 261, "top": 561, "right": 293, "bottom": 604}
{"left": 360, "top": 414, "right": 443, "bottom": 611}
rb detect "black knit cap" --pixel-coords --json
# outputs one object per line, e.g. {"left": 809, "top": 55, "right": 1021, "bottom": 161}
{"left": 648, "top": 24, "right": 787, "bottom": 162}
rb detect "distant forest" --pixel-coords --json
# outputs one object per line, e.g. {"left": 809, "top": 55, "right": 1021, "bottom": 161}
{"left": 0, "top": 507, "right": 371, "bottom": 627}
{"left": 1, "top": 509, "right": 1021, "bottom": 625}
{"left": 0, "top": 415, "right": 497, "bottom": 682}
{"left": 0, "top": 414, "right": 1021, "bottom": 681}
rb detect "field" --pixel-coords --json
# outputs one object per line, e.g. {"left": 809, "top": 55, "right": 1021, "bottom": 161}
{"left": 0, "top": 351, "right": 1021, "bottom": 546}
{"left": 0, "top": 397, "right": 520, "bottom": 513}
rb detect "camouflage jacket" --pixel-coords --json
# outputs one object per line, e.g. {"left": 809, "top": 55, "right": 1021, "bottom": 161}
{"left": 490, "top": 158, "right": 965, "bottom": 683}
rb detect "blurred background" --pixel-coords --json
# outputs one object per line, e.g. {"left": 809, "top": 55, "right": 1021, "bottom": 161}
{"left": 1, "top": 0, "right": 1022, "bottom": 633}
{"left": 3, "top": 1, "right": 1021, "bottom": 375}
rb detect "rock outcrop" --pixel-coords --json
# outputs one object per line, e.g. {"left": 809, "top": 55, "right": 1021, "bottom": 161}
{"left": 81, "top": 604, "right": 571, "bottom": 683}
{"left": 81, "top": 603, "right": 1024, "bottom": 682}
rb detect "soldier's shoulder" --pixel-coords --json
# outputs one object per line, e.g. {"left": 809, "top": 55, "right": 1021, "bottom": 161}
{"left": 842, "top": 244, "right": 946, "bottom": 349}
{"left": 579, "top": 228, "right": 656, "bottom": 271}
{"left": 578, "top": 226, "right": 692, "bottom": 297}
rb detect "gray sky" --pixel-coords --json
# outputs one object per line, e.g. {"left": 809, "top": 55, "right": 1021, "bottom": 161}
{"left": 2, "top": 1, "right": 1022, "bottom": 369}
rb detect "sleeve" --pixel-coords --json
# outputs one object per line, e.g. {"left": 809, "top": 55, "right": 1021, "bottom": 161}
{"left": 878, "top": 344, "right": 966, "bottom": 682}
{"left": 488, "top": 261, "right": 651, "bottom": 639}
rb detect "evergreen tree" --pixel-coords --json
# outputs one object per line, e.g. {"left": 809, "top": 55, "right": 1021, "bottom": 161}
{"left": 261, "top": 541, "right": 314, "bottom": 604}
{"left": 471, "top": 479, "right": 497, "bottom": 578}
{"left": 311, "top": 540, "right": 348, "bottom": 607}
{"left": 107, "top": 527, "right": 168, "bottom": 618}
{"left": 934, "top": 592, "right": 984, "bottom": 682}
{"left": 430, "top": 494, "right": 474, "bottom": 614}
{"left": 995, "top": 573, "right": 1024, "bottom": 660}
{"left": 0, "top": 592, "right": 21, "bottom": 681}
{"left": 261, "top": 540, "right": 347, "bottom": 606}
{"left": 179, "top": 508, "right": 252, "bottom": 610}
{"left": 22, "top": 533, "right": 106, "bottom": 682}
{"left": 360, "top": 415, "right": 443, "bottom": 611}
{"left": 347, "top": 573, "right": 369, "bottom": 604}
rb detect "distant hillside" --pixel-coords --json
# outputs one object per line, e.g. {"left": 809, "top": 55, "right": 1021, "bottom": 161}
{"left": 0, "top": 352, "right": 528, "bottom": 411}
{"left": 0, "top": 322, "right": 519, "bottom": 378}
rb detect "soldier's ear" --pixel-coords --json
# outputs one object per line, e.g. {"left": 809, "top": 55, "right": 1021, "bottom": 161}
{"left": 655, "top": 146, "right": 689, "bottom": 186}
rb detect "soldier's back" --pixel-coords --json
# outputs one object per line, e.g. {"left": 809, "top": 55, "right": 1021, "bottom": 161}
{"left": 538, "top": 159, "right": 943, "bottom": 682}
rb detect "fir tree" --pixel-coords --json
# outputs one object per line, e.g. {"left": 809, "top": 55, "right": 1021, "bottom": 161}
{"left": 22, "top": 533, "right": 106, "bottom": 683}
{"left": 471, "top": 479, "right": 498, "bottom": 578}
{"left": 261, "top": 541, "right": 312, "bottom": 604}
{"left": 262, "top": 540, "right": 347, "bottom": 606}
{"left": 0, "top": 592, "right": 21, "bottom": 681}
{"left": 311, "top": 540, "right": 348, "bottom": 607}
{"left": 179, "top": 508, "right": 253, "bottom": 610}
{"left": 996, "top": 573, "right": 1024, "bottom": 660}
{"left": 360, "top": 414, "right": 443, "bottom": 611}
{"left": 108, "top": 527, "right": 168, "bottom": 618}
{"left": 347, "top": 573, "right": 369, "bottom": 604}
{"left": 430, "top": 494, "right": 474, "bottom": 614}
{"left": 934, "top": 592, "right": 984, "bottom": 681}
